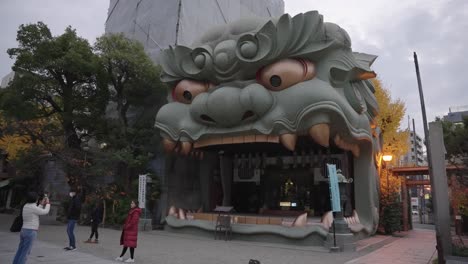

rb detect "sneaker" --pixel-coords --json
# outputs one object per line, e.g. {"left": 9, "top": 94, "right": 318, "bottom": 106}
{"left": 64, "top": 246, "right": 73, "bottom": 250}
{"left": 93, "top": 239, "right": 99, "bottom": 244}
{"left": 115, "top": 257, "right": 124, "bottom": 262}
{"left": 84, "top": 239, "right": 92, "bottom": 243}
{"left": 124, "top": 259, "right": 135, "bottom": 263}
{"left": 69, "top": 247, "right": 77, "bottom": 251}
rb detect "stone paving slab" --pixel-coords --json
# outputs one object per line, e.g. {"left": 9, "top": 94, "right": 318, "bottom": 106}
{"left": 0, "top": 214, "right": 440, "bottom": 264}
{"left": 0, "top": 232, "right": 115, "bottom": 264}
{"left": 344, "top": 228, "right": 436, "bottom": 264}
{"left": 447, "top": 259, "right": 468, "bottom": 264}
{"left": 446, "top": 255, "right": 468, "bottom": 263}
{"left": 355, "top": 234, "right": 393, "bottom": 251}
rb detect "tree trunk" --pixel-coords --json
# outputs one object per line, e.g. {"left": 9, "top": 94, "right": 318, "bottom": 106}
{"left": 118, "top": 162, "right": 131, "bottom": 192}
{"left": 62, "top": 85, "right": 81, "bottom": 149}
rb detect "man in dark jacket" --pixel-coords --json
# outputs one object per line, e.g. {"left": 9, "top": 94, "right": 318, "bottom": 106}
{"left": 64, "top": 190, "right": 81, "bottom": 251}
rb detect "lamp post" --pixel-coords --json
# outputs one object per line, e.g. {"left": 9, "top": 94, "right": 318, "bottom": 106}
{"left": 382, "top": 155, "right": 393, "bottom": 193}
{"left": 82, "top": 144, "right": 90, "bottom": 184}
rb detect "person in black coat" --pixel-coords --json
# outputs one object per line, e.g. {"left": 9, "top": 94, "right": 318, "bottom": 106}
{"left": 85, "top": 201, "right": 103, "bottom": 243}
{"left": 64, "top": 190, "right": 81, "bottom": 251}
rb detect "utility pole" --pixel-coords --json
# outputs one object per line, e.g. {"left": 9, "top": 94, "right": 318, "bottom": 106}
{"left": 412, "top": 118, "right": 424, "bottom": 224}
{"left": 413, "top": 52, "right": 445, "bottom": 263}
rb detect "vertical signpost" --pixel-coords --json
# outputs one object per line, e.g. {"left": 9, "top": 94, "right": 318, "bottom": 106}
{"left": 138, "top": 174, "right": 147, "bottom": 218}
{"left": 328, "top": 164, "right": 341, "bottom": 213}
{"left": 327, "top": 164, "right": 341, "bottom": 252}
{"left": 139, "top": 174, "right": 154, "bottom": 231}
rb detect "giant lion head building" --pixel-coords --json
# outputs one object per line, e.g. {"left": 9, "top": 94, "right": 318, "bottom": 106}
{"left": 155, "top": 11, "right": 382, "bottom": 248}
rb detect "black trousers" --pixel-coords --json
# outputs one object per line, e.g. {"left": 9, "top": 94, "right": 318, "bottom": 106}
{"left": 120, "top": 247, "right": 135, "bottom": 259}
{"left": 89, "top": 222, "right": 99, "bottom": 239}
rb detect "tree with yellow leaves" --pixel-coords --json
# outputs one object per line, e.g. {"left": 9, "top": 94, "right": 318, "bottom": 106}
{"left": 373, "top": 79, "right": 409, "bottom": 161}
{"left": 0, "top": 111, "right": 63, "bottom": 160}
{"left": 372, "top": 78, "right": 409, "bottom": 234}
{"left": 0, "top": 112, "right": 33, "bottom": 160}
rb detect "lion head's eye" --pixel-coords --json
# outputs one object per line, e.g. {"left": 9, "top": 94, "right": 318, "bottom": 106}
{"left": 172, "top": 79, "right": 213, "bottom": 104}
{"left": 257, "top": 58, "right": 316, "bottom": 91}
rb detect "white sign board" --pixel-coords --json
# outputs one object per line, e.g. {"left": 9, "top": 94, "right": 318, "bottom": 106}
{"left": 138, "top": 175, "right": 147, "bottom": 209}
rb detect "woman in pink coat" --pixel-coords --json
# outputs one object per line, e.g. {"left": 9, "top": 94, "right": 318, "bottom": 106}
{"left": 115, "top": 200, "right": 142, "bottom": 263}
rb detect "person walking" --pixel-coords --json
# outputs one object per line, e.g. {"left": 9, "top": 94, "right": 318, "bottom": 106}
{"left": 12, "top": 192, "right": 50, "bottom": 264}
{"left": 115, "top": 200, "right": 142, "bottom": 263}
{"left": 64, "top": 190, "right": 81, "bottom": 251}
{"left": 85, "top": 201, "right": 103, "bottom": 243}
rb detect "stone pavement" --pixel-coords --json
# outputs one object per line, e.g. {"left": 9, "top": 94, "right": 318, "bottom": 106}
{"left": 0, "top": 213, "right": 441, "bottom": 264}
{"left": 448, "top": 257, "right": 468, "bottom": 264}
{"left": 344, "top": 228, "right": 436, "bottom": 264}
{"left": 0, "top": 231, "right": 115, "bottom": 264}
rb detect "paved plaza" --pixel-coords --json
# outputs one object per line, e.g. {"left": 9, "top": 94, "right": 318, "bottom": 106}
{"left": 0, "top": 214, "right": 448, "bottom": 264}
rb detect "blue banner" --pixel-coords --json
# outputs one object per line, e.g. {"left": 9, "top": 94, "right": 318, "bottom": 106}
{"left": 327, "top": 164, "right": 341, "bottom": 212}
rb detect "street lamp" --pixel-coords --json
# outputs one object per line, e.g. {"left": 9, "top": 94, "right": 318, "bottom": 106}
{"left": 382, "top": 155, "right": 393, "bottom": 194}
{"left": 382, "top": 155, "right": 393, "bottom": 162}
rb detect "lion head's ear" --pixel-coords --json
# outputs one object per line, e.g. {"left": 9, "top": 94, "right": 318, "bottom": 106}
{"left": 330, "top": 67, "right": 376, "bottom": 83}
{"left": 328, "top": 51, "right": 378, "bottom": 84}
{"left": 356, "top": 71, "right": 377, "bottom": 80}
{"left": 354, "top": 52, "right": 377, "bottom": 80}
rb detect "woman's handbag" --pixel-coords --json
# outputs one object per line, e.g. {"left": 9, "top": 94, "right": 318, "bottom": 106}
{"left": 10, "top": 205, "right": 24, "bottom": 232}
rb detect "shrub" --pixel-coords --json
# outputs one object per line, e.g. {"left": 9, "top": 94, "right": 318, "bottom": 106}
{"left": 380, "top": 192, "right": 402, "bottom": 234}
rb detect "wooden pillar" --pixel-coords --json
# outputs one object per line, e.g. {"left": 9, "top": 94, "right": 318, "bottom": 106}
{"left": 401, "top": 177, "right": 409, "bottom": 231}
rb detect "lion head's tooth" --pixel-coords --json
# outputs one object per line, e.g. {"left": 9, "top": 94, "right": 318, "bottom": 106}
{"left": 163, "top": 138, "right": 177, "bottom": 153}
{"left": 280, "top": 133, "right": 297, "bottom": 151}
{"left": 180, "top": 141, "right": 193, "bottom": 155}
{"left": 351, "top": 144, "right": 360, "bottom": 158}
{"left": 308, "top": 123, "right": 330, "bottom": 147}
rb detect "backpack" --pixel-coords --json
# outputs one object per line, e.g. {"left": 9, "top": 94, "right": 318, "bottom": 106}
{"left": 10, "top": 204, "right": 24, "bottom": 232}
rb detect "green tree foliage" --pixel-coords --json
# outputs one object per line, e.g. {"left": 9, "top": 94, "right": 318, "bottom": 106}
{"left": 90, "top": 33, "right": 167, "bottom": 190}
{"left": 440, "top": 117, "right": 468, "bottom": 168}
{"left": 380, "top": 192, "right": 402, "bottom": 234}
{"left": 3, "top": 22, "right": 108, "bottom": 149}
{"left": 0, "top": 22, "right": 111, "bottom": 192}
{"left": 8, "top": 146, "right": 51, "bottom": 194}
{"left": 1, "top": 23, "right": 166, "bottom": 215}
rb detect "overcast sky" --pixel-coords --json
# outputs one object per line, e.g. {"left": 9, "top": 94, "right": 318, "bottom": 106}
{"left": 1, "top": 0, "right": 467, "bottom": 135}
